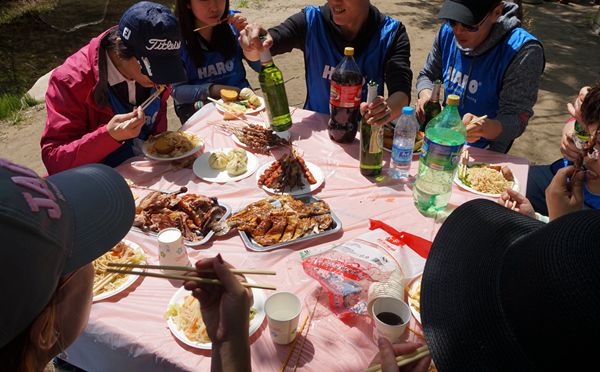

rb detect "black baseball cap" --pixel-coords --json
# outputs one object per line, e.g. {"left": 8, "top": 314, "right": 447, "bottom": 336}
{"left": 118, "top": 1, "right": 186, "bottom": 84}
{"left": 437, "top": 0, "right": 501, "bottom": 26}
{"left": 421, "top": 200, "right": 600, "bottom": 371}
{"left": 0, "top": 160, "right": 135, "bottom": 348}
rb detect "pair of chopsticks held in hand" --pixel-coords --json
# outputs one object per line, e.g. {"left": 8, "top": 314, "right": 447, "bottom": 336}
{"left": 115, "top": 85, "right": 166, "bottom": 130}
{"left": 364, "top": 345, "right": 431, "bottom": 372}
{"left": 105, "top": 262, "right": 277, "bottom": 290}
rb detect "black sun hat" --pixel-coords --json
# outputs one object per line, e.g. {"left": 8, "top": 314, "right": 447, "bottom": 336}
{"left": 421, "top": 199, "right": 600, "bottom": 371}
{"left": 437, "top": 0, "right": 501, "bottom": 26}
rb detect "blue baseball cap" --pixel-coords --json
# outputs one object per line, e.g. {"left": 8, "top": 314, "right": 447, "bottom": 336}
{"left": 118, "top": 1, "right": 186, "bottom": 84}
{"left": 0, "top": 160, "right": 135, "bottom": 348}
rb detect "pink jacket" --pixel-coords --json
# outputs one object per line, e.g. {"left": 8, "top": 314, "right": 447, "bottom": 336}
{"left": 41, "top": 28, "right": 170, "bottom": 175}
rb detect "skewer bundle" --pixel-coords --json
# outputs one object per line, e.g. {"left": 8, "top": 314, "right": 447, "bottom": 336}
{"left": 258, "top": 150, "right": 316, "bottom": 192}
{"left": 215, "top": 121, "right": 289, "bottom": 154}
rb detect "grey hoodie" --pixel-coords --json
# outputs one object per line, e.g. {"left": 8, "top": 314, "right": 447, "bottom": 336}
{"left": 417, "top": 2, "right": 545, "bottom": 153}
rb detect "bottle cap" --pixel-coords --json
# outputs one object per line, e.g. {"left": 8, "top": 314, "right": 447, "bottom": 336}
{"left": 402, "top": 106, "right": 414, "bottom": 116}
{"left": 446, "top": 94, "right": 460, "bottom": 106}
{"left": 344, "top": 47, "right": 354, "bottom": 56}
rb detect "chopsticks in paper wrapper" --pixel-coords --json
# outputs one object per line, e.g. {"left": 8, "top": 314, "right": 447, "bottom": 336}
{"left": 368, "top": 219, "right": 432, "bottom": 259}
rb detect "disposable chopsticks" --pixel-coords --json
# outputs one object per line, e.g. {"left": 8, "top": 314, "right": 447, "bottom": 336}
{"left": 468, "top": 114, "right": 488, "bottom": 126}
{"left": 107, "top": 262, "right": 276, "bottom": 276}
{"left": 206, "top": 96, "right": 255, "bottom": 126}
{"left": 93, "top": 257, "right": 137, "bottom": 294}
{"left": 504, "top": 198, "right": 517, "bottom": 211}
{"left": 105, "top": 268, "right": 277, "bottom": 290}
{"left": 117, "top": 85, "right": 166, "bottom": 130}
{"left": 363, "top": 345, "right": 430, "bottom": 372}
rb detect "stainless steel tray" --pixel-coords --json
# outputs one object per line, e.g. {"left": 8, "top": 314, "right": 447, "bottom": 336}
{"left": 131, "top": 202, "right": 231, "bottom": 247}
{"left": 238, "top": 195, "right": 342, "bottom": 252}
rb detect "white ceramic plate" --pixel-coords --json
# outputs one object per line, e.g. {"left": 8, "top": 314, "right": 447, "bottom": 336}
{"left": 93, "top": 240, "right": 145, "bottom": 302}
{"left": 166, "top": 281, "right": 266, "bottom": 349}
{"left": 454, "top": 164, "right": 519, "bottom": 198}
{"left": 406, "top": 275, "right": 422, "bottom": 324}
{"left": 192, "top": 148, "right": 258, "bottom": 183}
{"left": 256, "top": 160, "right": 324, "bottom": 196}
{"left": 142, "top": 132, "right": 204, "bottom": 161}
{"left": 216, "top": 96, "right": 265, "bottom": 115}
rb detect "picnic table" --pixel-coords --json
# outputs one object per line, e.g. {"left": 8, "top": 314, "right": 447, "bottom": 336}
{"left": 63, "top": 105, "right": 529, "bottom": 371}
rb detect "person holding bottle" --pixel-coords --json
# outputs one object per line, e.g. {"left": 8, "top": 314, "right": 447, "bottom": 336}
{"left": 238, "top": 0, "right": 412, "bottom": 125}
{"left": 523, "top": 82, "right": 600, "bottom": 216}
{"left": 416, "top": 0, "right": 545, "bottom": 153}
{"left": 172, "top": 0, "right": 262, "bottom": 124}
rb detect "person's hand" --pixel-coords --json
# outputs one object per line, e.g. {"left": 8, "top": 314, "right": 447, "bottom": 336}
{"left": 567, "top": 86, "right": 591, "bottom": 123}
{"left": 228, "top": 13, "right": 248, "bottom": 33}
{"left": 107, "top": 107, "right": 145, "bottom": 142}
{"left": 238, "top": 23, "right": 272, "bottom": 61}
{"left": 183, "top": 255, "right": 252, "bottom": 345}
{"left": 497, "top": 189, "right": 536, "bottom": 219}
{"left": 560, "top": 120, "right": 580, "bottom": 161}
{"left": 545, "top": 166, "right": 597, "bottom": 221}
{"left": 415, "top": 90, "right": 432, "bottom": 124}
{"left": 369, "top": 338, "right": 430, "bottom": 372}
{"left": 360, "top": 96, "right": 392, "bottom": 126}
{"left": 463, "top": 113, "right": 503, "bottom": 143}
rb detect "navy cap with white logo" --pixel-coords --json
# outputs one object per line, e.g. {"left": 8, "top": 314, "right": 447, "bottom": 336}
{"left": 0, "top": 159, "right": 135, "bottom": 348}
{"left": 119, "top": 1, "right": 186, "bottom": 84}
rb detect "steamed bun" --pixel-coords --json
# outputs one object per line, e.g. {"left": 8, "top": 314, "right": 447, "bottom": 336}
{"left": 208, "top": 151, "right": 229, "bottom": 170}
{"left": 226, "top": 158, "right": 247, "bottom": 176}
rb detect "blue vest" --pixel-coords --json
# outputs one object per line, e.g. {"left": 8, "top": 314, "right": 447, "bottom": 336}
{"left": 105, "top": 87, "right": 161, "bottom": 167}
{"left": 439, "top": 23, "right": 538, "bottom": 148}
{"left": 179, "top": 25, "right": 251, "bottom": 91}
{"left": 584, "top": 183, "right": 600, "bottom": 209}
{"left": 303, "top": 6, "right": 398, "bottom": 114}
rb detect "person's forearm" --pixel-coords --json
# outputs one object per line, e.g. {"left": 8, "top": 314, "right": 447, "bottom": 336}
{"left": 416, "top": 31, "right": 443, "bottom": 96}
{"left": 388, "top": 91, "right": 410, "bottom": 121}
{"left": 212, "top": 337, "right": 251, "bottom": 372}
{"left": 171, "top": 83, "right": 211, "bottom": 104}
{"left": 488, "top": 114, "right": 522, "bottom": 153}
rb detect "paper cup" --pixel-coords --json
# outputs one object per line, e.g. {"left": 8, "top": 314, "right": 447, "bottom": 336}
{"left": 372, "top": 297, "right": 411, "bottom": 344}
{"left": 157, "top": 228, "right": 191, "bottom": 274}
{"left": 264, "top": 292, "right": 302, "bottom": 345}
{"left": 367, "top": 269, "right": 404, "bottom": 317}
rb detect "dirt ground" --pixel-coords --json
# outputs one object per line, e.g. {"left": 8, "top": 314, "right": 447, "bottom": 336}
{"left": 1, "top": 0, "right": 599, "bottom": 175}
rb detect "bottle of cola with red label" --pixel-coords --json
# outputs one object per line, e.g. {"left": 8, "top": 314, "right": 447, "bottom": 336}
{"left": 328, "top": 47, "right": 364, "bottom": 143}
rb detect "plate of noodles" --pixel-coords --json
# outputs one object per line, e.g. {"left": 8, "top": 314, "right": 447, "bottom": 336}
{"left": 164, "top": 281, "right": 266, "bottom": 349}
{"left": 454, "top": 163, "right": 519, "bottom": 197}
{"left": 92, "top": 240, "right": 146, "bottom": 302}
{"left": 142, "top": 131, "right": 204, "bottom": 161}
{"left": 407, "top": 275, "right": 422, "bottom": 324}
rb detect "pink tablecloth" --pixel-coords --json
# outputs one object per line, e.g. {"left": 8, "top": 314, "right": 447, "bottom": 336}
{"left": 64, "top": 105, "right": 529, "bottom": 371}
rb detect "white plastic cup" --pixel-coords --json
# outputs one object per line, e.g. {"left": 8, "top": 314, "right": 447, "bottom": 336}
{"left": 264, "top": 292, "right": 302, "bottom": 345}
{"left": 372, "top": 297, "right": 411, "bottom": 344}
{"left": 157, "top": 228, "right": 191, "bottom": 274}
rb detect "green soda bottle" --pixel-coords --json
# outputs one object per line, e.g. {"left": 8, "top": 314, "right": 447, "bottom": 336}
{"left": 412, "top": 94, "right": 466, "bottom": 216}
{"left": 258, "top": 49, "right": 292, "bottom": 132}
{"left": 359, "top": 81, "right": 382, "bottom": 177}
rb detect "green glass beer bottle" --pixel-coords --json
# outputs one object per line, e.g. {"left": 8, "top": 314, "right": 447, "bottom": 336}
{"left": 421, "top": 80, "right": 442, "bottom": 132}
{"left": 573, "top": 120, "right": 590, "bottom": 150}
{"left": 258, "top": 49, "right": 292, "bottom": 132}
{"left": 360, "top": 81, "right": 383, "bottom": 177}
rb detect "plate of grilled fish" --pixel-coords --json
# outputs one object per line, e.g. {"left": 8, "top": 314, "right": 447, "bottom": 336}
{"left": 133, "top": 190, "right": 230, "bottom": 246}
{"left": 220, "top": 195, "right": 341, "bottom": 251}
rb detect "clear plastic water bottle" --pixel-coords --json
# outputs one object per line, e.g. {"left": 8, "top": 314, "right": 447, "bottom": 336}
{"left": 412, "top": 94, "right": 466, "bottom": 216}
{"left": 389, "top": 107, "right": 419, "bottom": 179}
